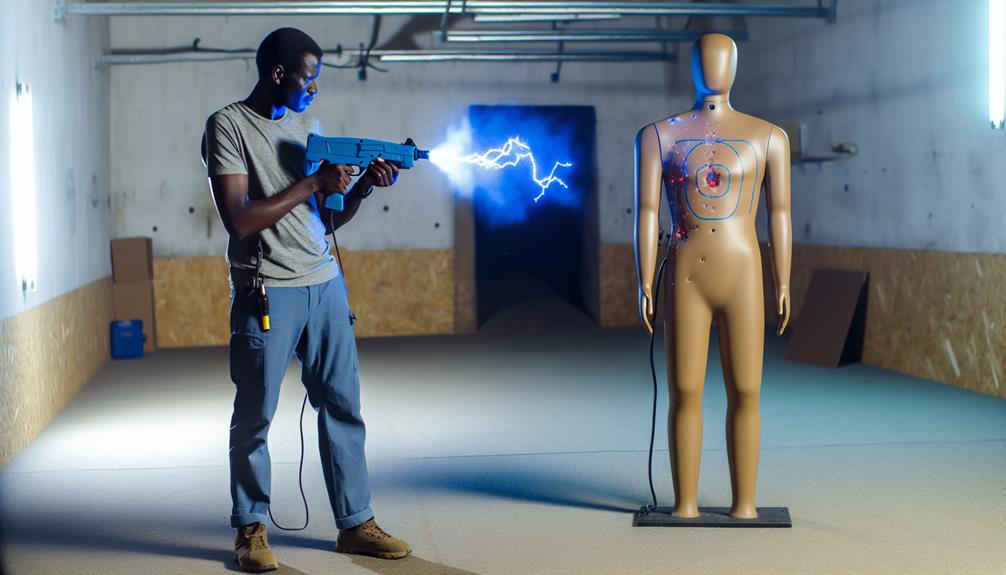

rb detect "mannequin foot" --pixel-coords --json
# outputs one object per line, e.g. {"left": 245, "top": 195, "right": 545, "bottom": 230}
{"left": 729, "top": 505, "right": 758, "bottom": 519}
{"left": 672, "top": 504, "right": 700, "bottom": 518}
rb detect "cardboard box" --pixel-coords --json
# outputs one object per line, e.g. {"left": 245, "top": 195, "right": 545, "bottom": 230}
{"left": 113, "top": 281, "right": 157, "bottom": 353}
{"left": 111, "top": 237, "right": 153, "bottom": 284}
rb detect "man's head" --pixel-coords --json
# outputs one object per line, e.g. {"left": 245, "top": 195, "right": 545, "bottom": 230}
{"left": 256, "top": 27, "right": 323, "bottom": 113}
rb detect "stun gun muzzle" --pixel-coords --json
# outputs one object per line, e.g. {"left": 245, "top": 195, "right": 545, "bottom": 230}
{"left": 305, "top": 135, "right": 429, "bottom": 212}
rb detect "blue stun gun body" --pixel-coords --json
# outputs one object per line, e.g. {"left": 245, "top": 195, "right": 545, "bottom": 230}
{"left": 305, "top": 134, "right": 430, "bottom": 212}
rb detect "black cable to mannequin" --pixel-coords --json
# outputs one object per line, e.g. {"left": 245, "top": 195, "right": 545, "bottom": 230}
{"left": 268, "top": 394, "right": 310, "bottom": 531}
{"left": 641, "top": 231, "right": 672, "bottom": 515}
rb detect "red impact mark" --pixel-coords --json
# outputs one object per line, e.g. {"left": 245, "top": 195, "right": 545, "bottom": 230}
{"left": 663, "top": 162, "right": 692, "bottom": 244}
{"left": 705, "top": 169, "right": 721, "bottom": 189}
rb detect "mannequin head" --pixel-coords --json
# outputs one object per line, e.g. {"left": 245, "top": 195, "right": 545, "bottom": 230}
{"left": 691, "top": 33, "right": 737, "bottom": 101}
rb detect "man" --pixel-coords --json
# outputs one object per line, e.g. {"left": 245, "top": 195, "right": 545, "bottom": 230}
{"left": 203, "top": 27, "right": 410, "bottom": 572}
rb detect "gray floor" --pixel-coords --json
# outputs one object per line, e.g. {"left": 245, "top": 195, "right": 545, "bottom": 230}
{"left": 2, "top": 295, "right": 1004, "bottom": 575}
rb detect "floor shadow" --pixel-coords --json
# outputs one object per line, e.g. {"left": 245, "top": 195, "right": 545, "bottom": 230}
{"left": 268, "top": 533, "right": 334, "bottom": 553}
{"left": 351, "top": 554, "right": 484, "bottom": 575}
{"left": 2, "top": 509, "right": 477, "bottom": 575}
{"left": 0, "top": 517, "right": 230, "bottom": 564}
{"left": 273, "top": 564, "right": 314, "bottom": 575}
{"left": 382, "top": 457, "right": 641, "bottom": 514}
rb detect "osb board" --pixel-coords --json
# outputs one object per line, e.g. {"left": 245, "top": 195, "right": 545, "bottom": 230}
{"left": 153, "top": 249, "right": 455, "bottom": 347}
{"left": 153, "top": 257, "right": 231, "bottom": 348}
{"left": 597, "top": 242, "right": 1005, "bottom": 399}
{"left": 453, "top": 195, "right": 478, "bottom": 334}
{"left": 599, "top": 244, "right": 638, "bottom": 328}
{"left": 598, "top": 243, "right": 671, "bottom": 329}
{"left": 0, "top": 277, "right": 113, "bottom": 469}
{"left": 340, "top": 248, "right": 455, "bottom": 338}
{"left": 788, "top": 245, "right": 1005, "bottom": 399}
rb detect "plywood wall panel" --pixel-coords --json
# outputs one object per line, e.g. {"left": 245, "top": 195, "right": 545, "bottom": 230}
{"left": 153, "top": 257, "right": 231, "bottom": 348}
{"left": 153, "top": 249, "right": 456, "bottom": 347}
{"left": 0, "top": 278, "right": 113, "bottom": 469}
{"left": 787, "top": 245, "right": 1005, "bottom": 399}
{"left": 599, "top": 243, "right": 638, "bottom": 328}
{"left": 340, "top": 249, "right": 455, "bottom": 338}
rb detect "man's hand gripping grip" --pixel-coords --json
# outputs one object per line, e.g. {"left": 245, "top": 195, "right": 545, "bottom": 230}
{"left": 305, "top": 134, "right": 429, "bottom": 212}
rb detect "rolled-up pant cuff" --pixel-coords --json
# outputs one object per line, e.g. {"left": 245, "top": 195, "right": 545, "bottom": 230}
{"left": 335, "top": 506, "right": 375, "bottom": 530}
{"left": 231, "top": 512, "right": 268, "bottom": 529}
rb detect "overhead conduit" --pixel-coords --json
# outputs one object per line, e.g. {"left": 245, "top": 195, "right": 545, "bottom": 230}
{"left": 62, "top": 1, "right": 837, "bottom": 67}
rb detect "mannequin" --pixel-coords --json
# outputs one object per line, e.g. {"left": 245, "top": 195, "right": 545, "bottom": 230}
{"left": 634, "top": 33, "right": 792, "bottom": 519}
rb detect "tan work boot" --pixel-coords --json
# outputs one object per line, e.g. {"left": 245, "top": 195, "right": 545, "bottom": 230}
{"left": 233, "top": 522, "right": 279, "bottom": 572}
{"left": 336, "top": 518, "right": 411, "bottom": 559}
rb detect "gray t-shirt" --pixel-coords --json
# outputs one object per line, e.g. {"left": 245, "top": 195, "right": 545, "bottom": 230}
{"left": 204, "top": 101, "right": 337, "bottom": 288}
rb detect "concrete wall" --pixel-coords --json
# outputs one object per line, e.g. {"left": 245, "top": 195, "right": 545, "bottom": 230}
{"left": 107, "top": 15, "right": 691, "bottom": 256}
{"left": 735, "top": 0, "right": 1006, "bottom": 253}
{"left": 0, "top": 0, "right": 111, "bottom": 321}
{"left": 0, "top": 0, "right": 111, "bottom": 468}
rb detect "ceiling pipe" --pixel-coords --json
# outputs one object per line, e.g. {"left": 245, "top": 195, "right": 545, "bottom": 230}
{"left": 443, "top": 28, "right": 749, "bottom": 43}
{"left": 471, "top": 13, "right": 622, "bottom": 23}
{"left": 375, "top": 50, "right": 677, "bottom": 62}
{"left": 98, "top": 51, "right": 258, "bottom": 65}
{"left": 62, "top": 1, "right": 832, "bottom": 18}
{"left": 97, "top": 49, "right": 676, "bottom": 65}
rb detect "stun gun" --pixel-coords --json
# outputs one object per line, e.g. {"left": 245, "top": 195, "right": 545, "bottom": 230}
{"left": 305, "top": 134, "right": 430, "bottom": 212}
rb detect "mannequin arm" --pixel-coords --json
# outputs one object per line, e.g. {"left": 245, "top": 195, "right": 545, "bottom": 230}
{"left": 634, "top": 123, "right": 663, "bottom": 335}
{"left": 765, "top": 124, "right": 793, "bottom": 335}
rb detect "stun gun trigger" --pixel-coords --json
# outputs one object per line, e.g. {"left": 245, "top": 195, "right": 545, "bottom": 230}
{"left": 305, "top": 134, "right": 430, "bottom": 212}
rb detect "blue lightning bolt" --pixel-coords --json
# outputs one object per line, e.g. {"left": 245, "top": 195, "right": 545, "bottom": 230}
{"left": 459, "top": 137, "right": 572, "bottom": 203}
{"left": 430, "top": 135, "right": 573, "bottom": 203}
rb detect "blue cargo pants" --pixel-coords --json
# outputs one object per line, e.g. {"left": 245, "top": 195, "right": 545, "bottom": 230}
{"left": 227, "top": 275, "right": 374, "bottom": 529}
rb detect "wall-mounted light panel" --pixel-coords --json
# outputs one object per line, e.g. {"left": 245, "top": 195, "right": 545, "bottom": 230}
{"left": 9, "top": 82, "right": 38, "bottom": 292}
{"left": 991, "top": 0, "right": 1005, "bottom": 129}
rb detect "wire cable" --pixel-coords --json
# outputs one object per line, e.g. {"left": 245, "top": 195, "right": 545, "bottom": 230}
{"left": 268, "top": 393, "right": 310, "bottom": 531}
{"left": 640, "top": 231, "right": 671, "bottom": 515}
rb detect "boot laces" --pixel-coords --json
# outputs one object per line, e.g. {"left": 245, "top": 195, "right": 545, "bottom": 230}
{"left": 245, "top": 528, "right": 268, "bottom": 551}
{"left": 361, "top": 520, "right": 390, "bottom": 541}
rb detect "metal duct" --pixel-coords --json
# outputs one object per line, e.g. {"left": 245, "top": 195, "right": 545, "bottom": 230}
{"left": 444, "top": 28, "right": 748, "bottom": 43}
{"left": 97, "top": 49, "right": 677, "bottom": 65}
{"left": 374, "top": 50, "right": 676, "bottom": 62}
{"left": 471, "top": 13, "right": 622, "bottom": 22}
{"left": 62, "top": 1, "right": 833, "bottom": 19}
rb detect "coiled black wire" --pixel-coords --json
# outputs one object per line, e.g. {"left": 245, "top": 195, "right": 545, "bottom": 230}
{"left": 268, "top": 394, "right": 310, "bottom": 531}
{"left": 640, "top": 232, "right": 672, "bottom": 515}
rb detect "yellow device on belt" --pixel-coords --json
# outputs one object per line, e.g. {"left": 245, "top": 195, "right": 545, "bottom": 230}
{"left": 258, "top": 283, "right": 271, "bottom": 332}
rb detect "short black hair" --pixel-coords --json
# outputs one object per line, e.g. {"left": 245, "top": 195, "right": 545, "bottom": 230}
{"left": 255, "top": 27, "right": 323, "bottom": 79}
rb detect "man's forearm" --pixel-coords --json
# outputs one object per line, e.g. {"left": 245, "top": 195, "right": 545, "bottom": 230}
{"left": 230, "top": 174, "right": 321, "bottom": 239}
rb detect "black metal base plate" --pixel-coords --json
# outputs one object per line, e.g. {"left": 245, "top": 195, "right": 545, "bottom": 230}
{"left": 633, "top": 507, "right": 792, "bottom": 528}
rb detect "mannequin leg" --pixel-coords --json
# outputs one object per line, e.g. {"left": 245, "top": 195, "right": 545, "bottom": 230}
{"left": 715, "top": 315, "right": 741, "bottom": 511}
{"left": 719, "top": 277, "right": 765, "bottom": 519}
{"left": 665, "top": 278, "right": 713, "bottom": 518}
